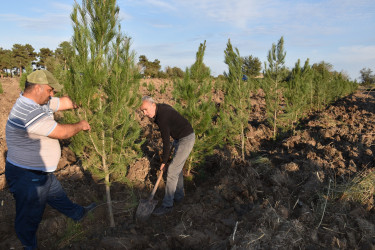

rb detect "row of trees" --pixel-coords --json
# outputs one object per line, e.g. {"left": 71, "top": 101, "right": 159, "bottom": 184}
{"left": 0, "top": 42, "right": 262, "bottom": 81}
{"left": 174, "top": 36, "right": 357, "bottom": 172}
{"left": 0, "top": 42, "right": 72, "bottom": 78}
{"left": 137, "top": 53, "right": 261, "bottom": 80}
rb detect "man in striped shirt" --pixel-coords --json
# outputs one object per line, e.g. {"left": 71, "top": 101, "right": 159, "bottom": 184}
{"left": 5, "top": 70, "right": 95, "bottom": 250}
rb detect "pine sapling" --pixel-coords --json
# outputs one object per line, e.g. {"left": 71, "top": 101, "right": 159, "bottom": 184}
{"left": 222, "top": 39, "right": 253, "bottom": 161}
{"left": 64, "top": 0, "right": 142, "bottom": 227}
{"left": 173, "top": 41, "right": 223, "bottom": 176}
{"left": 263, "top": 36, "right": 286, "bottom": 139}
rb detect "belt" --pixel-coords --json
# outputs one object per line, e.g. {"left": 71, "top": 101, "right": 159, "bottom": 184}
{"left": 25, "top": 169, "right": 50, "bottom": 175}
{"left": 6, "top": 161, "right": 51, "bottom": 175}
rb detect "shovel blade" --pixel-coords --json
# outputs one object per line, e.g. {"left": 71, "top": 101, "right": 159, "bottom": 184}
{"left": 136, "top": 198, "right": 158, "bottom": 221}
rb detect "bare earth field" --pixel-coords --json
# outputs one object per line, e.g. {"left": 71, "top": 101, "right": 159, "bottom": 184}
{"left": 0, "top": 77, "right": 374, "bottom": 249}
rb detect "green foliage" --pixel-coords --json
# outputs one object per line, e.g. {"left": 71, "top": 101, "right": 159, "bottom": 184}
{"left": 66, "top": 0, "right": 142, "bottom": 182}
{"left": 190, "top": 42, "right": 211, "bottom": 81}
{"left": 11, "top": 43, "right": 37, "bottom": 76}
{"left": 283, "top": 59, "right": 313, "bottom": 132}
{"left": 44, "top": 56, "right": 62, "bottom": 76}
{"left": 263, "top": 36, "right": 286, "bottom": 139}
{"left": 0, "top": 81, "right": 3, "bottom": 94}
{"left": 310, "top": 62, "right": 357, "bottom": 111}
{"left": 222, "top": 39, "right": 253, "bottom": 160}
{"left": 19, "top": 64, "right": 33, "bottom": 90}
{"left": 138, "top": 55, "right": 161, "bottom": 78}
{"left": 165, "top": 66, "right": 184, "bottom": 78}
{"left": 56, "top": 219, "right": 86, "bottom": 248}
{"left": 0, "top": 48, "right": 12, "bottom": 77}
{"left": 55, "top": 41, "right": 73, "bottom": 71}
{"left": 157, "top": 70, "right": 167, "bottom": 78}
{"left": 359, "top": 68, "right": 375, "bottom": 86}
{"left": 173, "top": 41, "right": 223, "bottom": 176}
{"left": 38, "top": 47, "right": 54, "bottom": 69}
{"left": 146, "top": 82, "right": 155, "bottom": 94}
{"left": 242, "top": 55, "right": 261, "bottom": 78}
{"left": 64, "top": 0, "right": 142, "bottom": 227}
{"left": 160, "top": 81, "right": 168, "bottom": 94}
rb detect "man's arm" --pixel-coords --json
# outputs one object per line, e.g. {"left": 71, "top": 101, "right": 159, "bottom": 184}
{"left": 57, "top": 96, "right": 78, "bottom": 111}
{"left": 48, "top": 120, "right": 90, "bottom": 139}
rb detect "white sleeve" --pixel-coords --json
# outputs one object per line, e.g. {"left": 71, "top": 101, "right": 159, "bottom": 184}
{"left": 27, "top": 115, "right": 58, "bottom": 136}
{"left": 48, "top": 97, "right": 60, "bottom": 112}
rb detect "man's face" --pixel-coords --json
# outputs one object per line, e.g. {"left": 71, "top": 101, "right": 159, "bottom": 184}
{"left": 38, "top": 84, "right": 55, "bottom": 105}
{"left": 140, "top": 101, "right": 156, "bottom": 118}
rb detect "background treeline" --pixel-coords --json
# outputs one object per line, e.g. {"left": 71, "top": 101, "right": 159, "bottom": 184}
{"left": 0, "top": 41, "right": 373, "bottom": 85}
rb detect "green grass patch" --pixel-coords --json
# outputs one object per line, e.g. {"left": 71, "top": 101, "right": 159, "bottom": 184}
{"left": 56, "top": 219, "right": 86, "bottom": 248}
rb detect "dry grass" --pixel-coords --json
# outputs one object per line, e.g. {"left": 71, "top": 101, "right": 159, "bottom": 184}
{"left": 339, "top": 170, "right": 375, "bottom": 210}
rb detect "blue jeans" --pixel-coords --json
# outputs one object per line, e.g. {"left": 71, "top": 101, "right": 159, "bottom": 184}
{"left": 5, "top": 161, "right": 85, "bottom": 250}
{"left": 163, "top": 132, "right": 195, "bottom": 207}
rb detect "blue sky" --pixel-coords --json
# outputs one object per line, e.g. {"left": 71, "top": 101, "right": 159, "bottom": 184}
{"left": 1, "top": 0, "right": 374, "bottom": 80}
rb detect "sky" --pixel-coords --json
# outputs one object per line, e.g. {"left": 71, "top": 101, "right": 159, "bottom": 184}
{"left": 0, "top": 0, "right": 374, "bottom": 80}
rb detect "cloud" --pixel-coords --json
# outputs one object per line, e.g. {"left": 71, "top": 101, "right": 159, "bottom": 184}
{"left": 119, "top": 10, "right": 132, "bottom": 21}
{"left": 173, "top": 0, "right": 374, "bottom": 33}
{"left": 150, "top": 23, "right": 173, "bottom": 28}
{"left": 337, "top": 45, "right": 375, "bottom": 63}
{"left": 50, "top": 2, "right": 73, "bottom": 12}
{"left": 176, "top": 0, "right": 268, "bottom": 28}
{"left": 0, "top": 13, "right": 70, "bottom": 31}
{"left": 145, "top": 0, "right": 176, "bottom": 11}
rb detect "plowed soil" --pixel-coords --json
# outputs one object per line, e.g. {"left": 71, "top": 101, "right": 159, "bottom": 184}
{"left": 0, "top": 77, "right": 374, "bottom": 249}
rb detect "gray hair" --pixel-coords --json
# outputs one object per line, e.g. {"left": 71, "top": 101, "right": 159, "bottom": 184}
{"left": 142, "top": 96, "right": 155, "bottom": 104}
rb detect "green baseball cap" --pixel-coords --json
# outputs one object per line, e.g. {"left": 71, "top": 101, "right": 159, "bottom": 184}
{"left": 27, "top": 70, "right": 63, "bottom": 92}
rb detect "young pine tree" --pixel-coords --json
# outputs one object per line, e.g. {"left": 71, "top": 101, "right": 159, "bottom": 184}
{"left": 283, "top": 59, "right": 313, "bottom": 133}
{"left": 64, "top": 0, "right": 142, "bottom": 227}
{"left": 222, "top": 39, "right": 253, "bottom": 161}
{"left": 311, "top": 61, "right": 333, "bottom": 110}
{"left": 173, "top": 41, "right": 223, "bottom": 176}
{"left": 263, "top": 36, "right": 287, "bottom": 139}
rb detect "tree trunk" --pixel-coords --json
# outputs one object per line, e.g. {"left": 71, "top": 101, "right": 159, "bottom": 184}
{"left": 273, "top": 109, "right": 277, "bottom": 139}
{"left": 105, "top": 173, "right": 115, "bottom": 227}
{"left": 241, "top": 124, "right": 245, "bottom": 161}
{"left": 102, "top": 130, "right": 115, "bottom": 227}
{"left": 100, "top": 96, "right": 115, "bottom": 228}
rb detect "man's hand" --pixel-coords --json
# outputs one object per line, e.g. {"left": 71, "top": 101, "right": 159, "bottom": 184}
{"left": 48, "top": 120, "right": 90, "bottom": 139}
{"left": 79, "top": 120, "right": 91, "bottom": 131}
{"left": 58, "top": 96, "right": 79, "bottom": 111}
{"left": 160, "top": 163, "right": 166, "bottom": 171}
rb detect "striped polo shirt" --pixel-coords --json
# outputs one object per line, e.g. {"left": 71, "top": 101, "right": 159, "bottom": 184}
{"left": 6, "top": 94, "right": 61, "bottom": 172}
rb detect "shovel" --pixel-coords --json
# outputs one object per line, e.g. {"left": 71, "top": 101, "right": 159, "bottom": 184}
{"left": 136, "top": 169, "right": 164, "bottom": 221}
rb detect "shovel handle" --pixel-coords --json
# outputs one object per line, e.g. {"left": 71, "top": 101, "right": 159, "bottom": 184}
{"left": 149, "top": 170, "right": 163, "bottom": 200}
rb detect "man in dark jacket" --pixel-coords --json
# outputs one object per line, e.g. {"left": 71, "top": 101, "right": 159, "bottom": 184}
{"left": 140, "top": 96, "right": 195, "bottom": 216}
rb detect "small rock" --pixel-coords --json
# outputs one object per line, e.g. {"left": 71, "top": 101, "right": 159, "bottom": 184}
{"left": 282, "top": 162, "right": 299, "bottom": 172}
{"left": 365, "top": 149, "right": 373, "bottom": 156}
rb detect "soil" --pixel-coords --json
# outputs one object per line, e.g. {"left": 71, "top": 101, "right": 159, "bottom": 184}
{"left": 0, "top": 77, "right": 374, "bottom": 249}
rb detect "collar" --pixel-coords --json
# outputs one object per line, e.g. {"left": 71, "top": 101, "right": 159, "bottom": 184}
{"left": 20, "top": 92, "right": 38, "bottom": 105}
{"left": 153, "top": 103, "right": 159, "bottom": 121}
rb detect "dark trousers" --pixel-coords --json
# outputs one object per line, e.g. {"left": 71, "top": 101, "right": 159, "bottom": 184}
{"left": 5, "top": 161, "right": 84, "bottom": 250}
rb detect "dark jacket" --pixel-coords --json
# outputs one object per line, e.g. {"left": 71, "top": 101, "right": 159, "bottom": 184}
{"left": 154, "top": 104, "right": 193, "bottom": 163}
